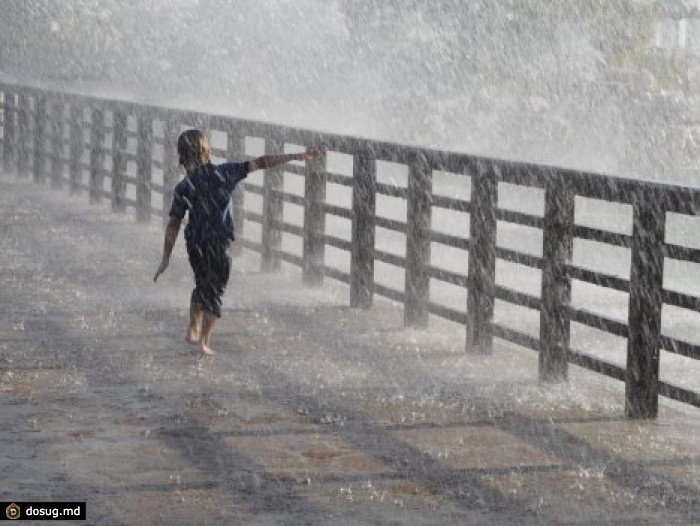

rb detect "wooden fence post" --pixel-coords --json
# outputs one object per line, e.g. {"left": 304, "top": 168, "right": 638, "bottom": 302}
{"left": 466, "top": 160, "right": 497, "bottom": 354}
{"left": 32, "top": 95, "right": 47, "bottom": 184}
{"left": 111, "top": 111, "right": 127, "bottom": 212}
{"left": 261, "top": 135, "right": 284, "bottom": 272}
{"left": 404, "top": 152, "right": 432, "bottom": 327}
{"left": 626, "top": 189, "right": 665, "bottom": 419}
{"left": 302, "top": 150, "right": 327, "bottom": 285}
{"left": 68, "top": 104, "right": 83, "bottom": 194}
{"left": 3, "top": 90, "right": 16, "bottom": 173}
{"left": 227, "top": 126, "right": 246, "bottom": 257}
{"left": 162, "top": 118, "right": 180, "bottom": 226}
{"left": 539, "top": 175, "right": 574, "bottom": 382}
{"left": 89, "top": 106, "right": 105, "bottom": 204}
{"left": 17, "top": 93, "right": 31, "bottom": 178}
{"left": 136, "top": 114, "right": 152, "bottom": 222}
{"left": 350, "top": 149, "right": 376, "bottom": 309}
{"left": 50, "top": 99, "right": 63, "bottom": 189}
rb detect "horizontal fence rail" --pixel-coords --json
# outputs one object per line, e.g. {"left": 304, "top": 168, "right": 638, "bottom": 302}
{"left": 2, "top": 81, "right": 699, "bottom": 419}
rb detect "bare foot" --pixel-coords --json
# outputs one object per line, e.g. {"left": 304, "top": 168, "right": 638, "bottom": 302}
{"left": 185, "top": 328, "right": 200, "bottom": 344}
{"left": 197, "top": 343, "right": 215, "bottom": 356}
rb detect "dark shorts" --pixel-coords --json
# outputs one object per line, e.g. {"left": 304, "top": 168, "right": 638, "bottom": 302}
{"left": 187, "top": 239, "right": 231, "bottom": 317}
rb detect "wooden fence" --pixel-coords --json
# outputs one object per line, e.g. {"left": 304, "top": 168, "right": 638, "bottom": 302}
{"left": 2, "top": 81, "right": 699, "bottom": 419}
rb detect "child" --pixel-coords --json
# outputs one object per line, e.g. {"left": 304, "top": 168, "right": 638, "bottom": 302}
{"left": 154, "top": 129, "right": 321, "bottom": 356}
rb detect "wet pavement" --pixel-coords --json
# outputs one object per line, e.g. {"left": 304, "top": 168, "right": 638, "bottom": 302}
{"left": 1, "top": 175, "right": 699, "bottom": 525}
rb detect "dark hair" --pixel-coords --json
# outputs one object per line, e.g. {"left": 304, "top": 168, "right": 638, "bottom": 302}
{"left": 177, "top": 129, "right": 211, "bottom": 169}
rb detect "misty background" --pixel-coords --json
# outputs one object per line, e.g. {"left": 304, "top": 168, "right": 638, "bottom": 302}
{"left": 0, "top": 0, "right": 698, "bottom": 185}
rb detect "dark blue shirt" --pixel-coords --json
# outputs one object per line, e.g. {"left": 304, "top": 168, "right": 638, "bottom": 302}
{"left": 169, "top": 162, "right": 248, "bottom": 248}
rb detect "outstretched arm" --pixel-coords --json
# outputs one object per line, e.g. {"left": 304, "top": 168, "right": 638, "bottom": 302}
{"left": 154, "top": 216, "right": 182, "bottom": 282}
{"left": 247, "top": 147, "right": 322, "bottom": 173}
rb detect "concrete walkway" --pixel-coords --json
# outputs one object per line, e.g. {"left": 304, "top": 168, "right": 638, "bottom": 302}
{"left": 1, "top": 175, "right": 699, "bottom": 525}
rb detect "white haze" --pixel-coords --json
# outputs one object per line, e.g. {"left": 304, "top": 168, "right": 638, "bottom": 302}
{"left": 1, "top": 0, "right": 696, "bottom": 184}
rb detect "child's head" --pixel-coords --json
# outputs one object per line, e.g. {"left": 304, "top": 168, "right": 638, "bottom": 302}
{"left": 177, "top": 129, "right": 211, "bottom": 170}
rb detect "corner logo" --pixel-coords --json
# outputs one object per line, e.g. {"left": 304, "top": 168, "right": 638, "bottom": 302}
{"left": 6, "top": 502, "right": 20, "bottom": 520}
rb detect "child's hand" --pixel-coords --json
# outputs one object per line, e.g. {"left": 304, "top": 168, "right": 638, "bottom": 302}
{"left": 154, "top": 258, "right": 169, "bottom": 282}
{"left": 301, "top": 147, "right": 323, "bottom": 162}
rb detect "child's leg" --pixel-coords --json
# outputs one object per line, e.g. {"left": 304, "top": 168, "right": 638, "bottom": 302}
{"left": 186, "top": 246, "right": 206, "bottom": 344}
{"left": 191, "top": 240, "right": 230, "bottom": 356}
{"left": 198, "top": 311, "right": 217, "bottom": 355}
{"left": 186, "top": 297, "right": 203, "bottom": 343}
